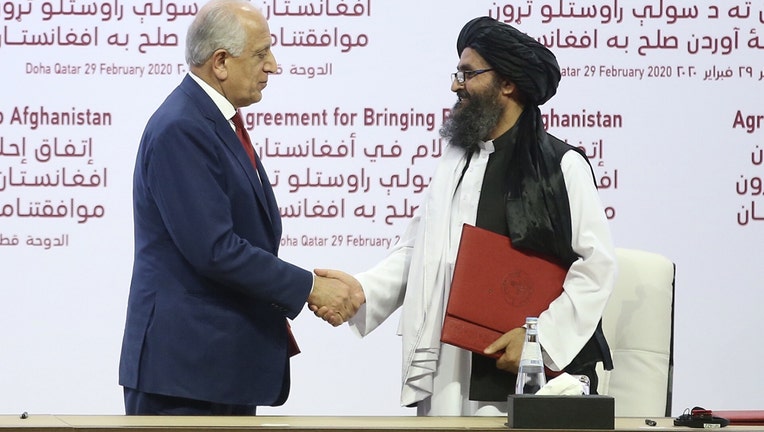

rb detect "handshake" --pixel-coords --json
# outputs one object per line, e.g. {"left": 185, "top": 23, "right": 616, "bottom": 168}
{"left": 307, "top": 269, "right": 365, "bottom": 327}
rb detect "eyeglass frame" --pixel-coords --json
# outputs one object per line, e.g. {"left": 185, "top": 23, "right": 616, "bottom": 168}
{"left": 451, "top": 68, "right": 494, "bottom": 84}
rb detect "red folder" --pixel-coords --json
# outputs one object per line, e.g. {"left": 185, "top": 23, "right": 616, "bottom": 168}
{"left": 441, "top": 224, "right": 567, "bottom": 358}
{"left": 713, "top": 411, "right": 764, "bottom": 426}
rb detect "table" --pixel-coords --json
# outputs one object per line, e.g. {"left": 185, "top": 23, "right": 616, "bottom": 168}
{"left": 0, "top": 415, "right": 760, "bottom": 431}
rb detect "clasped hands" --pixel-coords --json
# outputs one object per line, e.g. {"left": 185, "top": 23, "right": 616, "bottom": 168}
{"left": 307, "top": 269, "right": 364, "bottom": 327}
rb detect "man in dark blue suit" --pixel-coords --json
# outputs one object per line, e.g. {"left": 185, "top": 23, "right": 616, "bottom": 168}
{"left": 119, "top": 0, "right": 363, "bottom": 415}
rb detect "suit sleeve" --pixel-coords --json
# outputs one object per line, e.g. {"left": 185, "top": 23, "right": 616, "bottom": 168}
{"left": 138, "top": 116, "right": 312, "bottom": 318}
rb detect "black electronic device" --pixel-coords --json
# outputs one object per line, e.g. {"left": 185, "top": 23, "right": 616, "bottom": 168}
{"left": 674, "top": 407, "right": 730, "bottom": 428}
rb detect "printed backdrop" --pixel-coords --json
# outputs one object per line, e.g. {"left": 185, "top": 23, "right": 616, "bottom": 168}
{"left": 1, "top": 0, "right": 762, "bottom": 415}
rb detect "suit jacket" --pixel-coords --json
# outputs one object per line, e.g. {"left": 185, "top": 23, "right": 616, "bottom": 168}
{"left": 119, "top": 75, "right": 312, "bottom": 406}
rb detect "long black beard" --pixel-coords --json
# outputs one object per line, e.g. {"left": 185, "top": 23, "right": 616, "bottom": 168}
{"left": 439, "top": 83, "right": 503, "bottom": 153}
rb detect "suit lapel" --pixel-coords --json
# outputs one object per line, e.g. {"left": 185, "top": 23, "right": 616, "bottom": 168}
{"left": 216, "top": 120, "right": 277, "bottom": 230}
{"left": 253, "top": 152, "right": 282, "bottom": 235}
{"left": 180, "top": 76, "right": 279, "bottom": 235}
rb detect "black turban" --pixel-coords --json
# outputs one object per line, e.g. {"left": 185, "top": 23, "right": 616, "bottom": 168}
{"left": 457, "top": 16, "right": 560, "bottom": 106}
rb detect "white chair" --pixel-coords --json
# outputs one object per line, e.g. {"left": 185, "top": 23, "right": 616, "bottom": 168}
{"left": 596, "top": 248, "right": 675, "bottom": 417}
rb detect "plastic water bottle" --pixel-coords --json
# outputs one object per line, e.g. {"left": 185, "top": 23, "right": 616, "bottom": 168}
{"left": 515, "top": 317, "right": 547, "bottom": 394}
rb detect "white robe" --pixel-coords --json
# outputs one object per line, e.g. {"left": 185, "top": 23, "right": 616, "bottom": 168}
{"left": 348, "top": 140, "right": 617, "bottom": 416}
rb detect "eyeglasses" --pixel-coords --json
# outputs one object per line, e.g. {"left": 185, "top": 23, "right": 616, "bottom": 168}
{"left": 451, "top": 68, "right": 494, "bottom": 84}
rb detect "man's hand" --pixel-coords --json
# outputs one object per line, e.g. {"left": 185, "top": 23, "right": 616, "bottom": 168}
{"left": 308, "top": 268, "right": 365, "bottom": 327}
{"left": 483, "top": 327, "right": 526, "bottom": 373}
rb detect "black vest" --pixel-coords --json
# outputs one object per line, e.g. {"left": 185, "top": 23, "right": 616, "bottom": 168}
{"left": 466, "top": 122, "right": 613, "bottom": 401}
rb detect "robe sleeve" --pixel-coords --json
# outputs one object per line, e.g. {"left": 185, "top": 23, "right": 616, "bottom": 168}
{"left": 538, "top": 150, "right": 617, "bottom": 370}
{"left": 347, "top": 212, "right": 420, "bottom": 336}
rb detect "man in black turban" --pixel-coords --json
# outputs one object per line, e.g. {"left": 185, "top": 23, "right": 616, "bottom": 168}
{"left": 315, "top": 16, "right": 617, "bottom": 416}
{"left": 441, "top": 16, "right": 614, "bottom": 404}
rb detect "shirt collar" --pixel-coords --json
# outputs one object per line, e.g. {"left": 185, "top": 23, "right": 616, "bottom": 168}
{"left": 478, "top": 139, "right": 495, "bottom": 153}
{"left": 188, "top": 72, "right": 237, "bottom": 122}
{"left": 488, "top": 123, "right": 519, "bottom": 154}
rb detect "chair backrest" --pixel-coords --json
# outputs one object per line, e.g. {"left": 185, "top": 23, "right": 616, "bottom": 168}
{"left": 596, "top": 248, "right": 675, "bottom": 417}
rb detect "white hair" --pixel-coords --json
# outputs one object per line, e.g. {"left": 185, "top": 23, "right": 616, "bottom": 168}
{"left": 185, "top": 0, "right": 253, "bottom": 66}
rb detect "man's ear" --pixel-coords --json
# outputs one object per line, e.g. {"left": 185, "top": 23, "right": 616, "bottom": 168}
{"left": 502, "top": 80, "right": 526, "bottom": 105}
{"left": 211, "top": 49, "right": 229, "bottom": 80}
{"left": 501, "top": 79, "right": 516, "bottom": 97}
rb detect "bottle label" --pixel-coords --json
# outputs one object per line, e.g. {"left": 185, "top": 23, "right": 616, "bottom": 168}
{"left": 518, "top": 342, "right": 543, "bottom": 367}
